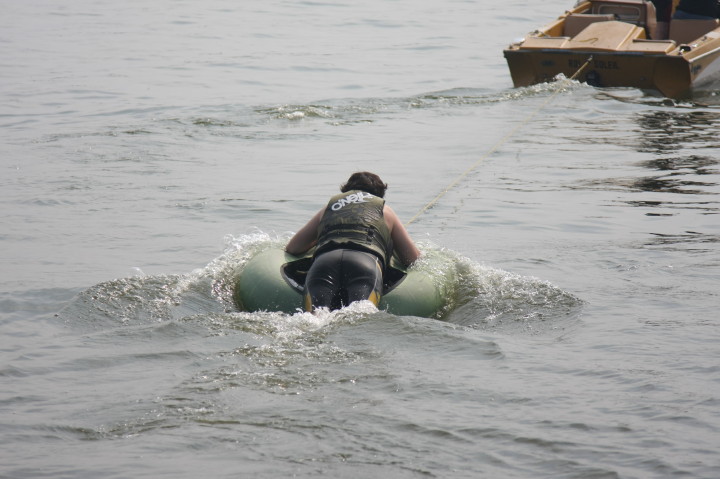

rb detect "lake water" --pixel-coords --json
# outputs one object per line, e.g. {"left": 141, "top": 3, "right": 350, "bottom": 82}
{"left": 2, "top": 1, "right": 719, "bottom": 477}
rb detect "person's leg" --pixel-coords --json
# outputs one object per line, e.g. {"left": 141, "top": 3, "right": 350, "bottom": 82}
{"left": 303, "top": 250, "right": 343, "bottom": 311}
{"left": 341, "top": 250, "right": 384, "bottom": 307}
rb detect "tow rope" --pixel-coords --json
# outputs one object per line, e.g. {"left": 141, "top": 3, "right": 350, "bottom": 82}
{"left": 405, "top": 55, "right": 594, "bottom": 226}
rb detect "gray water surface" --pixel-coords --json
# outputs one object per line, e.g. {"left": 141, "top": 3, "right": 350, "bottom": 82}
{"left": 2, "top": 1, "right": 719, "bottom": 477}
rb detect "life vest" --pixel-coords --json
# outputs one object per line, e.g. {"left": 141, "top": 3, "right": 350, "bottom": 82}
{"left": 315, "top": 190, "right": 393, "bottom": 267}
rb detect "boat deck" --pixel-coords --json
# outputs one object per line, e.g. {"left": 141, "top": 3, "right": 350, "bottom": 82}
{"left": 520, "top": 21, "right": 677, "bottom": 54}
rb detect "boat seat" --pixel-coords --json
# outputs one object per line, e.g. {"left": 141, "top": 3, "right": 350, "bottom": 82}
{"left": 564, "top": 14, "right": 617, "bottom": 37}
{"left": 590, "top": 0, "right": 658, "bottom": 38}
{"left": 669, "top": 19, "right": 720, "bottom": 44}
{"left": 519, "top": 36, "right": 570, "bottom": 50}
{"left": 626, "top": 38, "right": 676, "bottom": 52}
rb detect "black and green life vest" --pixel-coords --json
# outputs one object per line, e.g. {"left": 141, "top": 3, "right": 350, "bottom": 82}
{"left": 315, "top": 190, "right": 393, "bottom": 266}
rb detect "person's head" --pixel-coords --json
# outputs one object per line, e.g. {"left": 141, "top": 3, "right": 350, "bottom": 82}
{"left": 341, "top": 171, "right": 388, "bottom": 198}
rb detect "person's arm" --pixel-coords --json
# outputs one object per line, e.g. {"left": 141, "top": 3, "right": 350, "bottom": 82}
{"left": 384, "top": 205, "right": 420, "bottom": 266}
{"left": 285, "top": 208, "right": 324, "bottom": 255}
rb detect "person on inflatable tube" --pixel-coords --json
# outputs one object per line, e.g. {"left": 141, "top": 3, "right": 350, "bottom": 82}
{"left": 285, "top": 171, "right": 420, "bottom": 312}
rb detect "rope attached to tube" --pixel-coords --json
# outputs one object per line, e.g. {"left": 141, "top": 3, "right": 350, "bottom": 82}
{"left": 405, "top": 55, "right": 594, "bottom": 226}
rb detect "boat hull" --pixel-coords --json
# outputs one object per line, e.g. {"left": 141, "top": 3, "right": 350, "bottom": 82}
{"left": 504, "top": 49, "right": 692, "bottom": 96}
{"left": 234, "top": 248, "right": 445, "bottom": 318}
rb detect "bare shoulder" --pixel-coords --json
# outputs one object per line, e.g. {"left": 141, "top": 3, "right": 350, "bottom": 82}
{"left": 383, "top": 204, "right": 399, "bottom": 227}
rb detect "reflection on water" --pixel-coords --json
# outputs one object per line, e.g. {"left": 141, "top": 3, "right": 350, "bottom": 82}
{"left": 640, "top": 155, "right": 719, "bottom": 175}
{"left": 587, "top": 158, "right": 718, "bottom": 195}
{"left": 614, "top": 155, "right": 719, "bottom": 214}
{"left": 623, "top": 199, "right": 719, "bottom": 216}
{"left": 630, "top": 154, "right": 718, "bottom": 197}
{"left": 587, "top": 108, "right": 720, "bottom": 213}
{"left": 630, "top": 171, "right": 716, "bottom": 195}
{"left": 635, "top": 109, "right": 720, "bottom": 154}
{"left": 645, "top": 231, "right": 720, "bottom": 251}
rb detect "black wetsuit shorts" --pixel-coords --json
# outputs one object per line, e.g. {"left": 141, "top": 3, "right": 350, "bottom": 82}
{"left": 303, "top": 249, "right": 383, "bottom": 311}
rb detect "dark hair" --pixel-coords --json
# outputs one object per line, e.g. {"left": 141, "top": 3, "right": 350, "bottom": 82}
{"left": 340, "top": 171, "right": 388, "bottom": 198}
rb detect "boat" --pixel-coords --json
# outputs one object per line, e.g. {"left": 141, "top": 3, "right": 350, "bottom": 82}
{"left": 503, "top": 0, "right": 720, "bottom": 98}
{"left": 234, "top": 248, "right": 446, "bottom": 318}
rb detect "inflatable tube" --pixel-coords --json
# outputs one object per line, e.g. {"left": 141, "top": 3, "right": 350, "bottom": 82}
{"left": 234, "top": 248, "right": 444, "bottom": 318}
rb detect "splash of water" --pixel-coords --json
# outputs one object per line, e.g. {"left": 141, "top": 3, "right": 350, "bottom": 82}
{"left": 61, "top": 232, "right": 582, "bottom": 337}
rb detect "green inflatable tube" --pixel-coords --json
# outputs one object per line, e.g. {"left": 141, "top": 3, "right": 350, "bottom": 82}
{"left": 234, "top": 248, "right": 444, "bottom": 318}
